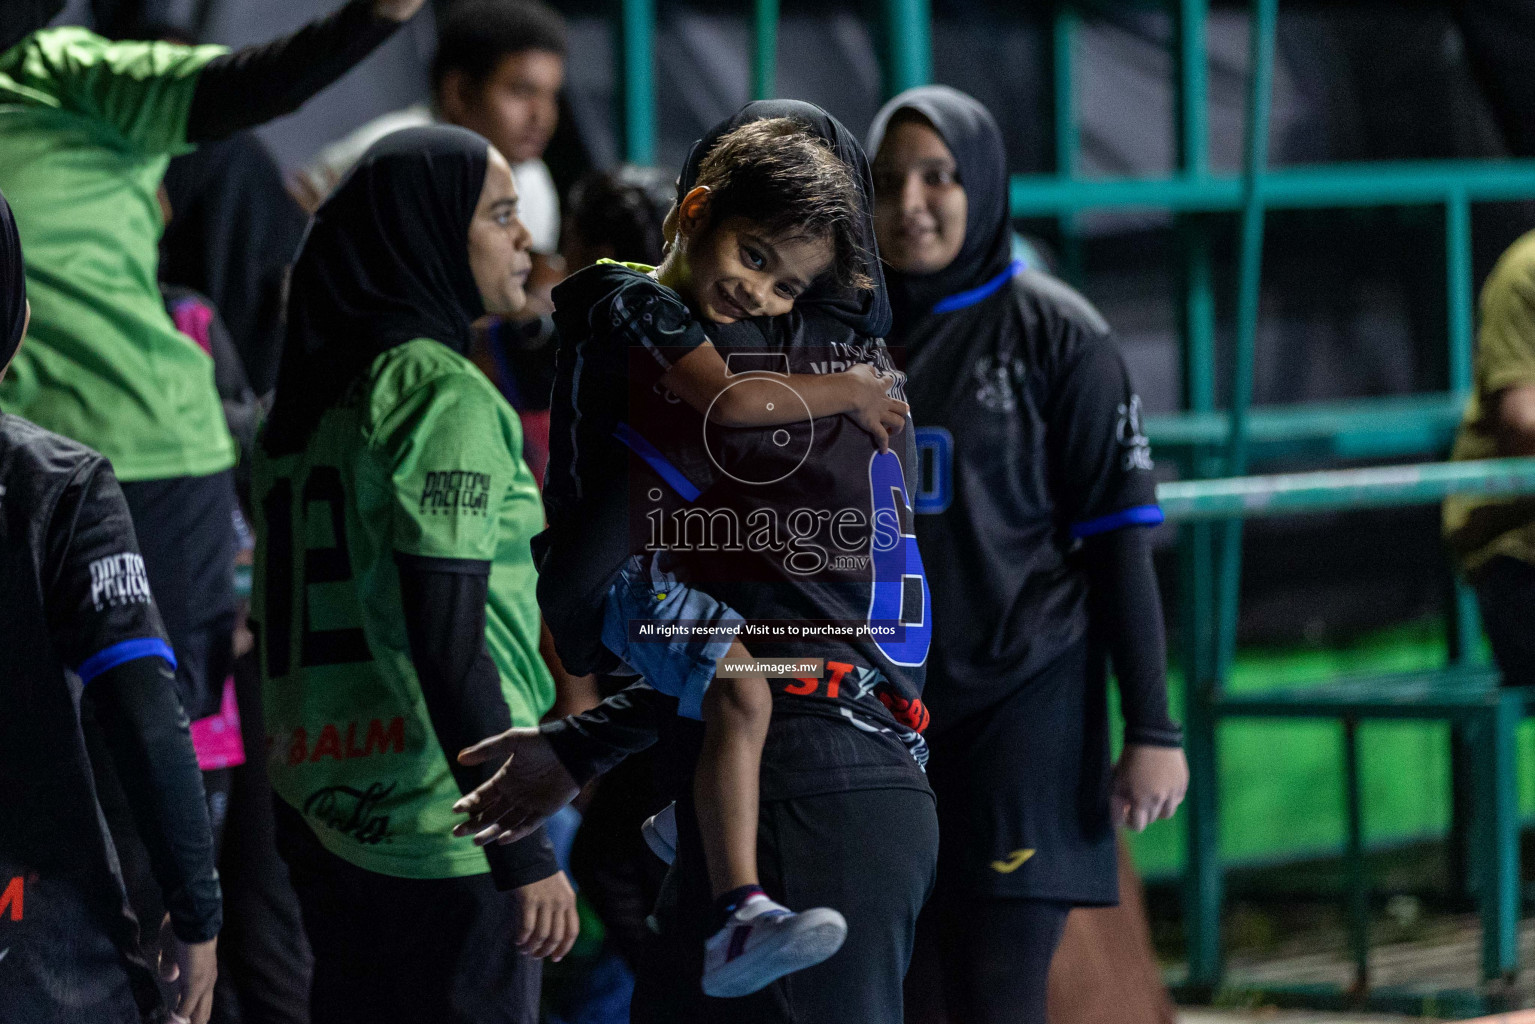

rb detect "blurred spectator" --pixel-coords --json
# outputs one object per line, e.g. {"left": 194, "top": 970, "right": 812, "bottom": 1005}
{"left": 162, "top": 281, "right": 314, "bottom": 1024}
{"left": 295, "top": 0, "right": 565, "bottom": 268}
{"left": 0, "top": 0, "right": 425, "bottom": 727}
{"left": 1446, "top": 228, "right": 1535, "bottom": 686}
{"left": 560, "top": 164, "right": 673, "bottom": 272}
{"left": 161, "top": 135, "right": 307, "bottom": 396}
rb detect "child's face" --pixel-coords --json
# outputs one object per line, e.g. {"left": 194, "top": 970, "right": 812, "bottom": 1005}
{"left": 681, "top": 212, "right": 833, "bottom": 324}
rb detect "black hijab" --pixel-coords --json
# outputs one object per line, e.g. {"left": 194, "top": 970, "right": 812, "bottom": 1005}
{"left": 1, "top": 189, "right": 25, "bottom": 374}
{"left": 677, "top": 100, "right": 892, "bottom": 340}
{"left": 264, "top": 125, "right": 490, "bottom": 455}
{"left": 867, "top": 86, "right": 1015, "bottom": 340}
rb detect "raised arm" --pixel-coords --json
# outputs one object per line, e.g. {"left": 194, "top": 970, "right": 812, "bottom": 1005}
{"left": 185, "top": 0, "right": 423, "bottom": 143}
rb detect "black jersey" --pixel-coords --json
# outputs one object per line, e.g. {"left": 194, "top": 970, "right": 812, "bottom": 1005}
{"left": 545, "top": 260, "right": 712, "bottom": 527}
{"left": 629, "top": 314, "right": 934, "bottom": 797}
{"left": 0, "top": 412, "right": 176, "bottom": 1020}
{"left": 903, "top": 268, "right": 1160, "bottom": 725}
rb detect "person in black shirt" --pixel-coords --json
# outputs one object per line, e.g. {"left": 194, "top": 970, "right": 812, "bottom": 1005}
{"left": 867, "top": 85, "right": 1188, "bottom": 1024}
{"left": 0, "top": 188, "right": 221, "bottom": 1024}
{"left": 455, "top": 101, "right": 940, "bottom": 1024}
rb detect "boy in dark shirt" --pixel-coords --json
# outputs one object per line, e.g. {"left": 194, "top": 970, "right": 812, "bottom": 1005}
{"left": 533, "top": 118, "right": 904, "bottom": 996}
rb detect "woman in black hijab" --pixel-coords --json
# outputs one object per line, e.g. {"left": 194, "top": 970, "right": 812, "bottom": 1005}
{"left": 255, "top": 125, "right": 578, "bottom": 1024}
{"left": 459, "top": 102, "right": 940, "bottom": 1023}
{"left": 868, "top": 86, "right": 1187, "bottom": 1024}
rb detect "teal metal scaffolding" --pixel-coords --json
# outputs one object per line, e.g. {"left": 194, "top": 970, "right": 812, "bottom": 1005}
{"left": 609, "top": 0, "right": 1535, "bottom": 1010}
{"left": 1026, "top": 0, "right": 1535, "bottom": 1010}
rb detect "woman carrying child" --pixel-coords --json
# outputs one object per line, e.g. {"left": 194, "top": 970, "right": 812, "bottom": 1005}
{"left": 455, "top": 101, "right": 940, "bottom": 1023}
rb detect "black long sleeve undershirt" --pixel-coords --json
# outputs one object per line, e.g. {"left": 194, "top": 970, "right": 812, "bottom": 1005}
{"left": 1080, "top": 526, "right": 1183, "bottom": 747}
{"left": 395, "top": 552, "right": 559, "bottom": 891}
{"left": 540, "top": 681, "right": 670, "bottom": 787}
{"left": 185, "top": 0, "right": 402, "bottom": 144}
{"left": 85, "top": 655, "right": 222, "bottom": 943}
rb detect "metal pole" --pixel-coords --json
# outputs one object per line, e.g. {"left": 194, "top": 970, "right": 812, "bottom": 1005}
{"left": 753, "top": 0, "right": 779, "bottom": 100}
{"left": 885, "top": 0, "right": 932, "bottom": 95}
{"left": 1179, "top": 0, "right": 1210, "bottom": 179}
{"left": 619, "top": 0, "right": 657, "bottom": 164}
{"left": 1447, "top": 189, "right": 1474, "bottom": 398}
{"left": 1215, "top": 0, "right": 1277, "bottom": 678}
{"left": 1343, "top": 717, "right": 1370, "bottom": 994}
{"left": 1174, "top": 0, "right": 1222, "bottom": 989}
{"left": 1156, "top": 456, "right": 1535, "bottom": 521}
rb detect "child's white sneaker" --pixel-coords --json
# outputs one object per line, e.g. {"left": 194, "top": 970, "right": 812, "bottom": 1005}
{"left": 641, "top": 801, "right": 678, "bottom": 864}
{"left": 701, "top": 895, "right": 846, "bottom": 998}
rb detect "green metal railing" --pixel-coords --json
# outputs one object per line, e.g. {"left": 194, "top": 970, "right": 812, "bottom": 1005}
{"left": 608, "top": 0, "right": 1535, "bottom": 1003}
{"left": 1157, "top": 458, "right": 1535, "bottom": 523}
{"left": 614, "top": 0, "right": 933, "bottom": 161}
{"left": 1028, "top": 0, "right": 1535, "bottom": 997}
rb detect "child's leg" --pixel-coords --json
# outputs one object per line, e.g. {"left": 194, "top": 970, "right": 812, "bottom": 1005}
{"left": 694, "top": 640, "right": 772, "bottom": 898}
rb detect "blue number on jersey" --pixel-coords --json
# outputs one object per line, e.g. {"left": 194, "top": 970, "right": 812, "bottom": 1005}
{"left": 867, "top": 450, "right": 932, "bottom": 666}
{"left": 913, "top": 427, "right": 953, "bottom": 515}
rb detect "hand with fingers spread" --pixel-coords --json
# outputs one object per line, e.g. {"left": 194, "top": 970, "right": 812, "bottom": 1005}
{"left": 158, "top": 914, "right": 217, "bottom": 1024}
{"left": 1111, "top": 743, "right": 1189, "bottom": 832}
{"left": 513, "top": 871, "right": 580, "bottom": 961}
{"left": 452, "top": 727, "right": 581, "bottom": 846}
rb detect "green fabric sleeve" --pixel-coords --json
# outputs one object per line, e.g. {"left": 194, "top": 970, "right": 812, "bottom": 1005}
{"left": 1480, "top": 257, "right": 1535, "bottom": 397}
{"left": 22, "top": 29, "right": 226, "bottom": 155}
{"left": 374, "top": 368, "right": 523, "bottom": 563}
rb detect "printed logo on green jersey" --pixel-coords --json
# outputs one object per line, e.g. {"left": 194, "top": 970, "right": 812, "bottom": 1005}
{"left": 419, "top": 470, "right": 492, "bottom": 516}
{"left": 304, "top": 781, "right": 396, "bottom": 846}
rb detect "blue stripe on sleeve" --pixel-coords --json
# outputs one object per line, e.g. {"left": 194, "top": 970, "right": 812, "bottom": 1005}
{"left": 1070, "top": 504, "right": 1165, "bottom": 539}
{"left": 77, "top": 638, "right": 178, "bottom": 686}
{"left": 613, "top": 422, "right": 702, "bottom": 503}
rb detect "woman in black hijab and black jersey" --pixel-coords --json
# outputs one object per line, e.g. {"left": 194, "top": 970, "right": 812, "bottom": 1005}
{"left": 255, "top": 126, "right": 577, "bottom": 1024}
{"left": 456, "top": 101, "right": 940, "bottom": 1024}
{"left": 867, "top": 85, "right": 1188, "bottom": 1024}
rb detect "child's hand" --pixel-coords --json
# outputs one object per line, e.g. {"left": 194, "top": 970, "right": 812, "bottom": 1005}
{"left": 841, "top": 364, "right": 909, "bottom": 452}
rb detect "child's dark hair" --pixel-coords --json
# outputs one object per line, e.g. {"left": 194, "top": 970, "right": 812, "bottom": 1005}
{"left": 567, "top": 165, "right": 673, "bottom": 266}
{"left": 431, "top": 0, "right": 566, "bottom": 95}
{"left": 693, "top": 119, "right": 874, "bottom": 293}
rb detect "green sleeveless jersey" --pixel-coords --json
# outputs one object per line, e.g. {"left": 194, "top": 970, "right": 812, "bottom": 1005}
{"left": 252, "top": 340, "right": 554, "bottom": 878}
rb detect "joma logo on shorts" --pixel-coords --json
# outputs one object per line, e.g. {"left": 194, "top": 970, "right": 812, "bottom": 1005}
{"left": 419, "top": 470, "right": 491, "bottom": 516}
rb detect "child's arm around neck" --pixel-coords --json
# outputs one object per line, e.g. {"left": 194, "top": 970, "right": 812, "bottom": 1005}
{"left": 659, "top": 340, "right": 906, "bottom": 451}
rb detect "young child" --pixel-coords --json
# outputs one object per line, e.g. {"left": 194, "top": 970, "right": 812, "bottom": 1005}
{"left": 541, "top": 118, "right": 905, "bottom": 996}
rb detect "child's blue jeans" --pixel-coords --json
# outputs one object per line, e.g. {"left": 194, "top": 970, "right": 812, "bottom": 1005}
{"left": 602, "top": 553, "right": 743, "bottom": 721}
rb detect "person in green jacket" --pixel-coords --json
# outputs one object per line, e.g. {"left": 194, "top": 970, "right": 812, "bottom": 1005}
{"left": 0, "top": 0, "right": 425, "bottom": 730}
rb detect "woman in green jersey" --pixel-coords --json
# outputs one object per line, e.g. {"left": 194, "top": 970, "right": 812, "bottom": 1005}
{"left": 252, "top": 125, "right": 576, "bottom": 1024}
